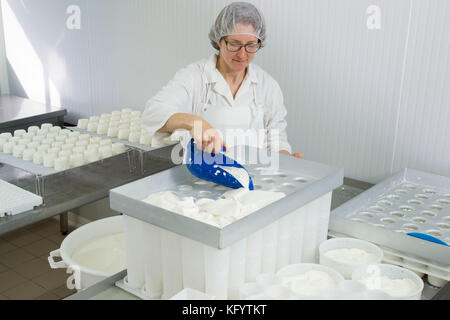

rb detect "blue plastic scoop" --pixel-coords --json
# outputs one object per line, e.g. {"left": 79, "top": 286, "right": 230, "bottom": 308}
{"left": 186, "top": 138, "right": 254, "bottom": 190}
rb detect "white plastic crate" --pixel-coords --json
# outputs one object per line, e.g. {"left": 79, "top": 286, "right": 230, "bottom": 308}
{"left": 110, "top": 146, "right": 342, "bottom": 300}
{"left": 117, "top": 193, "right": 332, "bottom": 300}
{"left": 0, "top": 179, "right": 43, "bottom": 217}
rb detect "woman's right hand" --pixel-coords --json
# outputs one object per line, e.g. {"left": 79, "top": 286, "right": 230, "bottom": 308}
{"left": 158, "top": 113, "right": 227, "bottom": 154}
{"left": 190, "top": 117, "right": 227, "bottom": 154}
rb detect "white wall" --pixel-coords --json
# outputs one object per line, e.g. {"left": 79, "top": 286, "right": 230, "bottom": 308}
{"left": 0, "top": 0, "right": 9, "bottom": 94}
{"left": 2, "top": 0, "right": 450, "bottom": 183}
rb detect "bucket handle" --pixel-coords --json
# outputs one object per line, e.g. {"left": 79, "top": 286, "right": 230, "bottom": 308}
{"left": 48, "top": 249, "right": 67, "bottom": 269}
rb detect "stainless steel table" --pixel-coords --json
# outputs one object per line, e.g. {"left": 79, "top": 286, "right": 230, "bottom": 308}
{"left": 0, "top": 146, "right": 177, "bottom": 236}
{"left": 0, "top": 95, "right": 66, "bottom": 132}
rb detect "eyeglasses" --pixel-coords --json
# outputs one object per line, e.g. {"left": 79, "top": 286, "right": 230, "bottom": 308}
{"left": 223, "top": 39, "right": 261, "bottom": 53}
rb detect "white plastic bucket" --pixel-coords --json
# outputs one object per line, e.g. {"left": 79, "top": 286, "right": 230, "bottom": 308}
{"left": 352, "top": 263, "right": 424, "bottom": 300}
{"left": 276, "top": 263, "right": 345, "bottom": 299}
{"left": 48, "top": 215, "right": 125, "bottom": 291}
{"left": 319, "top": 237, "right": 383, "bottom": 279}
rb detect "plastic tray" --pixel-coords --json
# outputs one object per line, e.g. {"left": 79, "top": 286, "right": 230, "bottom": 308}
{"left": 110, "top": 146, "right": 343, "bottom": 249}
{"left": 330, "top": 168, "right": 450, "bottom": 267}
{"left": 0, "top": 178, "right": 43, "bottom": 216}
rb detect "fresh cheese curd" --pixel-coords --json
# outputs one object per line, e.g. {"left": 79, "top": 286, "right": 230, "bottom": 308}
{"left": 359, "top": 276, "right": 418, "bottom": 297}
{"left": 282, "top": 270, "right": 338, "bottom": 297}
{"left": 324, "top": 248, "right": 378, "bottom": 265}
{"left": 71, "top": 233, "right": 126, "bottom": 274}
{"left": 216, "top": 166, "right": 250, "bottom": 189}
{"left": 143, "top": 188, "right": 285, "bottom": 228}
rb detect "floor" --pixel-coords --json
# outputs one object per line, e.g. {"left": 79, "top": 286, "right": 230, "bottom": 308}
{"left": 0, "top": 218, "right": 78, "bottom": 300}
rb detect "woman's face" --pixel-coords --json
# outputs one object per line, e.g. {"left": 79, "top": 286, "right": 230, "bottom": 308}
{"left": 218, "top": 23, "right": 259, "bottom": 73}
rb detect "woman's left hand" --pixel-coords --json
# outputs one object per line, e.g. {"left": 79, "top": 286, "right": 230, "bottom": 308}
{"left": 280, "top": 150, "right": 303, "bottom": 159}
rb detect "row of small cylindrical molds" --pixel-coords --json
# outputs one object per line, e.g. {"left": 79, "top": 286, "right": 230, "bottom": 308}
{"left": 122, "top": 192, "right": 332, "bottom": 299}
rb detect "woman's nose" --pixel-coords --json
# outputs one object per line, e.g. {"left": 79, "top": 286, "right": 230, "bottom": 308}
{"left": 236, "top": 47, "right": 247, "bottom": 57}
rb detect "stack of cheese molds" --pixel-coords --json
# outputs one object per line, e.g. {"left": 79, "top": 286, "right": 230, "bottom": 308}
{"left": 0, "top": 124, "right": 128, "bottom": 173}
{"left": 74, "top": 108, "right": 182, "bottom": 150}
{"left": 330, "top": 168, "right": 450, "bottom": 289}
{"left": 110, "top": 146, "right": 343, "bottom": 299}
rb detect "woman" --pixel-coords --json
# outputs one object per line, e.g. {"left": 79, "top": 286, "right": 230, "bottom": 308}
{"left": 142, "top": 2, "right": 302, "bottom": 158}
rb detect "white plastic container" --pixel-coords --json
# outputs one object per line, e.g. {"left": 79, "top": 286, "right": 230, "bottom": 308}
{"left": 77, "top": 119, "right": 89, "bottom": 129}
{"left": 277, "top": 263, "right": 345, "bottom": 299}
{"left": 289, "top": 207, "right": 306, "bottom": 265}
{"left": 27, "top": 126, "right": 40, "bottom": 134}
{"left": 22, "top": 149, "right": 34, "bottom": 161}
{"left": 239, "top": 282, "right": 261, "bottom": 300}
{"left": 118, "top": 128, "right": 130, "bottom": 140}
{"left": 264, "top": 284, "right": 293, "bottom": 299}
{"left": 123, "top": 216, "right": 145, "bottom": 290}
{"left": 12, "top": 144, "right": 25, "bottom": 158}
{"left": 261, "top": 221, "right": 278, "bottom": 274}
{"left": 228, "top": 239, "right": 247, "bottom": 300}
{"left": 256, "top": 273, "right": 282, "bottom": 288}
{"left": 14, "top": 129, "right": 26, "bottom": 138}
{"left": 84, "top": 149, "right": 100, "bottom": 163}
{"left": 160, "top": 230, "right": 183, "bottom": 300}
{"left": 0, "top": 132, "right": 12, "bottom": 139}
{"left": 142, "top": 222, "right": 163, "bottom": 298}
{"left": 48, "top": 216, "right": 126, "bottom": 291}
{"left": 55, "top": 135, "right": 66, "bottom": 143}
{"left": 37, "top": 145, "right": 50, "bottom": 153}
{"left": 97, "top": 124, "right": 109, "bottom": 135}
{"left": 169, "top": 288, "right": 215, "bottom": 300}
{"left": 2, "top": 142, "right": 14, "bottom": 154}
{"left": 99, "top": 146, "right": 113, "bottom": 158}
{"left": 245, "top": 230, "right": 263, "bottom": 282}
{"left": 112, "top": 143, "right": 126, "bottom": 155}
{"left": 33, "top": 151, "right": 45, "bottom": 165}
{"left": 18, "top": 138, "right": 31, "bottom": 146}
{"left": 78, "top": 134, "right": 91, "bottom": 141}
{"left": 76, "top": 140, "right": 89, "bottom": 148}
{"left": 181, "top": 238, "right": 205, "bottom": 293}
{"left": 276, "top": 213, "right": 293, "bottom": 270}
{"left": 41, "top": 123, "right": 53, "bottom": 130}
{"left": 87, "top": 122, "right": 98, "bottom": 132}
{"left": 352, "top": 263, "right": 424, "bottom": 300}
{"left": 43, "top": 153, "right": 56, "bottom": 168}
{"left": 427, "top": 274, "right": 448, "bottom": 288}
{"left": 54, "top": 157, "right": 70, "bottom": 171}
{"left": 107, "top": 127, "right": 119, "bottom": 138}
{"left": 204, "top": 245, "right": 231, "bottom": 300}
{"left": 128, "top": 131, "right": 141, "bottom": 143}
{"left": 99, "top": 139, "right": 112, "bottom": 147}
{"left": 70, "top": 154, "right": 85, "bottom": 167}
{"left": 139, "top": 134, "right": 152, "bottom": 146}
{"left": 319, "top": 238, "right": 383, "bottom": 279}
{"left": 335, "top": 280, "right": 371, "bottom": 300}
{"left": 49, "top": 126, "right": 61, "bottom": 134}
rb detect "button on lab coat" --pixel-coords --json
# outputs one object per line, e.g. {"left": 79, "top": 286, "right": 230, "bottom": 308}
{"left": 142, "top": 54, "right": 292, "bottom": 153}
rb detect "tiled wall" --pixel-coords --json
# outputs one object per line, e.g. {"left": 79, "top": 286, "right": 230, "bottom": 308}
{"left": 2, "top": 0, "right": 449, "bottom": 183}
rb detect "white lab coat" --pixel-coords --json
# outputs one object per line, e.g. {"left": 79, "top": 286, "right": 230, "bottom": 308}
{"left": 142, "top": 54, "right": 292, "bottom": 153}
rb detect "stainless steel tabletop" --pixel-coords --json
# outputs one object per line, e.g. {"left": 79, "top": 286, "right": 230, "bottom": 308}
{"left": 0, "top": 95, "right": 66, "bottom": 131}
{"left": 0, "top": 145, "right": 177, "bottom": 235}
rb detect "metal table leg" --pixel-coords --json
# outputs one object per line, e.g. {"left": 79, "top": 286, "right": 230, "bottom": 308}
{"left": 60, "top": 212, "right": 68, "bottom": 235}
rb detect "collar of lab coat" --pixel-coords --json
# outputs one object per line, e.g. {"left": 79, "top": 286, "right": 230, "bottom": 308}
{"left": 204, "top": 53, "right": 259, "bottom": 85}
{"left": 204, "top": 53, "right": 258, "bottom": 105}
